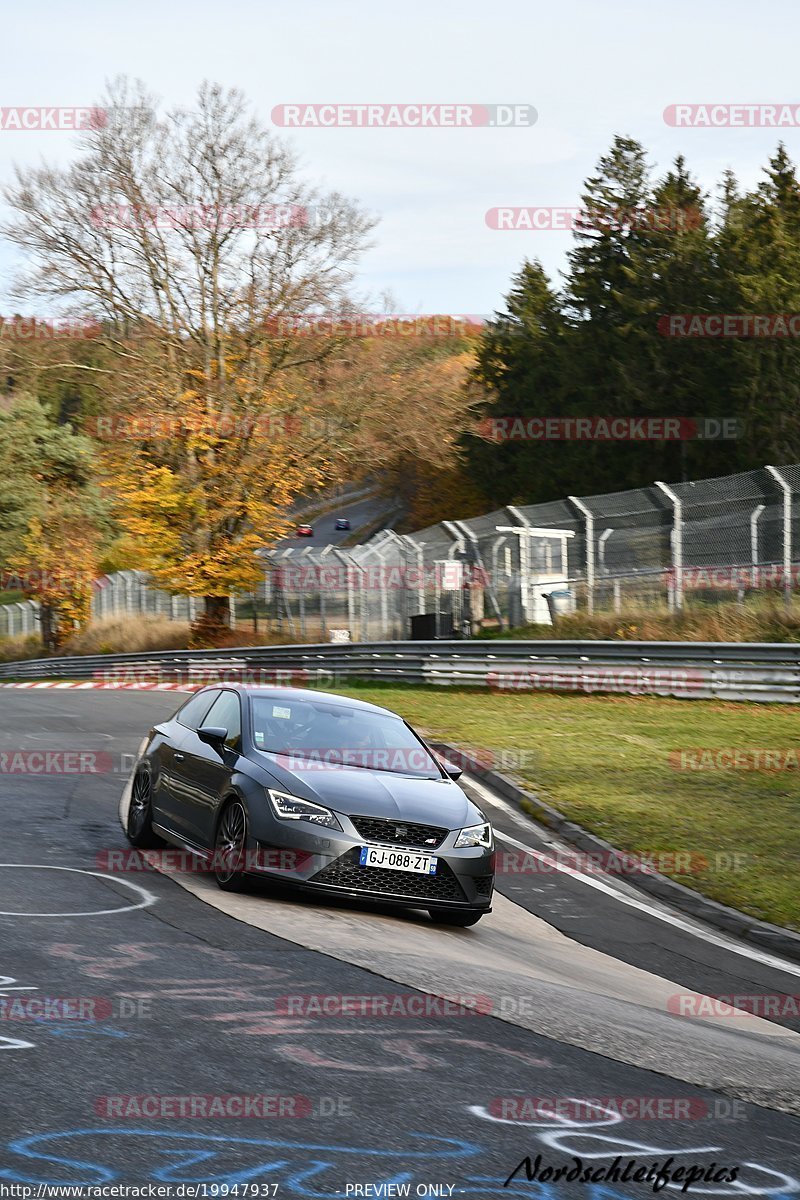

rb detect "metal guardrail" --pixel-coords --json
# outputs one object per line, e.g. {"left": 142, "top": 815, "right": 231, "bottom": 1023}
{"left": 1, "top": 640, "right": 798, "bottom": 702}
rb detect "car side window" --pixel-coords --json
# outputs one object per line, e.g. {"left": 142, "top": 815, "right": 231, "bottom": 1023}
{"left": 203, "top": 690, "right": 242, "bottom": 751}
{"left": 176, "top": 689, "right": 221, "bottom": 731}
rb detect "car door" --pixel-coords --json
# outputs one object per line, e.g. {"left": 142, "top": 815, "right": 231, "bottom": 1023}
{"left": 155, "top": 689, "right": 221, "bottom": 840}
{"left": 172, "top": 689, "right": 243, "bottom": 848}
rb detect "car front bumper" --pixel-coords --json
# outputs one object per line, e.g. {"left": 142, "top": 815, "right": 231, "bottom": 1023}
{"left": 244, "top": 812, "right": 494, "bottom": 911}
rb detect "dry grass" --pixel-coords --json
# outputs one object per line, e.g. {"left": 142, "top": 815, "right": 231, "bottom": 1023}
{"left": 61, "top": 617, "right": 324, "bottom": 655}
{"left": 0, "top": 633, "right": 44, "bottom": 662}
{"left": 61, "top": 616, "right": 192, "bottom": 656}
{"left": 333, "top": 683, "right": 800, "bottom": 931}
{"left": 0, "top": 616, "right": 331, "bottom": 663}
{"left": 484, "top": 596, "right": 800, "bottom": 643}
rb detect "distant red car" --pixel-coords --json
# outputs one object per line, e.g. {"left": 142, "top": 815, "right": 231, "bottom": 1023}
{"left": 295, "top": 524, "right": 314, "bottom": 537}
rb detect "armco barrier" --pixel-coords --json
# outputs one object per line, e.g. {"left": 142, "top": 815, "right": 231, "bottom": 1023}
{"left": 0, "top": 640, "right": 798, "bottom": 702}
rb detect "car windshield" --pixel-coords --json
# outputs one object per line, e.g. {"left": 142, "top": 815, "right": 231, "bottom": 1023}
{"left": 250, "top": 698, "right": 442, "bottom": 778}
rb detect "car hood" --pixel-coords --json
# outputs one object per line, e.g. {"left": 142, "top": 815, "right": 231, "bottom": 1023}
{"left": 250, "top": 752, "right": 476, "bottom": 830}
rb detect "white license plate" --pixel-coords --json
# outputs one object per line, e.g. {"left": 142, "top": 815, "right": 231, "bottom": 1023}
{"left": 359, "top": 845, "right": 438, "bottom": 874}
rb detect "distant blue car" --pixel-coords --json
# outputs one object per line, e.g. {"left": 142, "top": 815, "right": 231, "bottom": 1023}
{"left": 334, "top": 517, "right": 351, "bottom": 531}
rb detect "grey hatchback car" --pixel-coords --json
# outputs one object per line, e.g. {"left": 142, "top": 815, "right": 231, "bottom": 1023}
{"left": 124, "top": 685, "right": 494, "bottom": 926}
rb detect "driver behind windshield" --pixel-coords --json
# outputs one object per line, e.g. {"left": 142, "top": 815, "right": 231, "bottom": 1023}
{"left": 250, "top": 698, "right": 440, "bottom": 777}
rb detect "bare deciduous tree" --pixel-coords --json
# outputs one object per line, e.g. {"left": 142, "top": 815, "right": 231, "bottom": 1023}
{"left": 3, "top": 78, "right": 375, "bottom": 402}
{"left": 2, "top": 79, "right": 376, "bottom": 629}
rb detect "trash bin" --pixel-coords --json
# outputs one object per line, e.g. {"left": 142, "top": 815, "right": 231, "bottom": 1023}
{"left": 546, "top": 590, "right": 574, "bottom": 619}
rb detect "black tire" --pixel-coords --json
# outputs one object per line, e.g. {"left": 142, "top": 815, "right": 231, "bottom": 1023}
{"left": 125, "top": 767, "right": 159, "bottom": 848}
{"left": 214, "top": 800, "right": 249, "bottom": 892}
{"left": 428, "top": 908, "right": 484, "bottom": 927}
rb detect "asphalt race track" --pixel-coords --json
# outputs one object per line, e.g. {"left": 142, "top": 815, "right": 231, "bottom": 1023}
{"left": 1, "top": 690, "right": 800, "bottom": 1196}
{"left": 276, "top": 493, "right": 396, "bottom": 551}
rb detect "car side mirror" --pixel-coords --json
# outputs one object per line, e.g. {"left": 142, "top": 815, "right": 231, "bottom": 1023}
{"left": 197, "top": 724, "right": 228, "bottom": 748}
{"left": 443, "top": 761, "right": 463, "bottom": 781}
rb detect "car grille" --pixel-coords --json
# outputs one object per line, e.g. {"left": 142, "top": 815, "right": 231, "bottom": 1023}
{"left": 311, "top": 848, "right": 466, "bottom": 902}
{"left": 349, "top": 815, "right": 448, "bottom": 849}
{"left": 474, "top": 876, "right": 494, "bottom": 897}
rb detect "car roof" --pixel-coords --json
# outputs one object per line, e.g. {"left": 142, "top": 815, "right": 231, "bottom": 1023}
{"left": 194, "top": 684, "right": 400, "bottom": 718}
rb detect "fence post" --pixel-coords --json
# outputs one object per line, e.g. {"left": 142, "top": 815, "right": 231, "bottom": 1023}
{"left": 332, "top": 549, "right": 357, "bottom": 638}
{"left": 453, "top": 519, "right": 504, "bottom": 632}
{"left": 378, "top": 531, "right": 410, "bottom": 640}
{"left": 414, "top": 541, "right": 426, "bottom": 615}
{"left": 655, "top": 481, "right": 683, "bottom": 611}
{"left": 598, "top": 528, "right": 617, "bottom": 612}
{"left": 298, "top": 569, "right": 307, "bottom": 638}
{"left": 505, "top": 506, "right": 532, "bottom": 624}
{"left": 318, "top": 561, "right": 327, "bottom": 640}
{"left": 568, "top": 497, "right": 595, "bottom": 614}
{"left": 750, "top": 503, "right": 765, "bottom": 587}
{"left": 441, "top": 522, "right": 466, "bottom": 636}
{"left": 360, "top": 544, "right": 389, "bottom": 639}
{"left": 766, "top": 465, "right": 793, "bottom": 609}
{"left": 490, "top": 536, "right": 511, "bottom": 628}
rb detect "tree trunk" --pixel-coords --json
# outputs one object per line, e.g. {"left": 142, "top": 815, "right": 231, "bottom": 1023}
{"left": 40, "top": 604, "right": 57, "bottom": 653}
{"left": 204, "top": 595, "right": 231, "bottom": 628}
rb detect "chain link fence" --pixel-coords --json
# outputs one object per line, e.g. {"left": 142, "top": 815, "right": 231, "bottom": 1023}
{"left": 2, "top": 464, "right": 798, "bottom": 644}
{"left": 260, "top": 464, "right": 800, "bottom": 639}
{"left": 0, "top": 570, "right": 201, "bottom": 641}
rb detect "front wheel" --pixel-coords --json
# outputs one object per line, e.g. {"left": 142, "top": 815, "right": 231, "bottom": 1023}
{"left": 214, "top": 800, "right": 249, "bottom": 892}
{"left": 126, "top": 768, "right": 159, "bottom": 848}
{"left": 428, "top": 908, "right": 484, "bottom": 927}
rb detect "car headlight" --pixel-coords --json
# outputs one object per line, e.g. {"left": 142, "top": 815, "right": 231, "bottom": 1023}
{"left": 454, "top": 822, "right": 493, "bottom": 849}
{"left": 267, "top": 789, "right": 342, "bottom": 830}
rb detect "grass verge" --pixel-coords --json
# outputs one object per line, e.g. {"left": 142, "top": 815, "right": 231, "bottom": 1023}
{"left": 479, "top": 595, "right": 800, "bottom": 643}
{"left": 329, "top": 683, "right": 800, "bottom": 931}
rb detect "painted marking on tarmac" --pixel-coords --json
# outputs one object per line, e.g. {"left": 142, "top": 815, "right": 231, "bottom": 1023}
{"left": 466, "top": 774, "right": 800, "bottom": 981}
{"left": 0, "top": 682, "right": 306, "bottom": 691}
{"left": 0, "top": 681, "right": 197, "bottom": 691}
{"left": 0, "top": 865, "right": 157, "bottom": 917}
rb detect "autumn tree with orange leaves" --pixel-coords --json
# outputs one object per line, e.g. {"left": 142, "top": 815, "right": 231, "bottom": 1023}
{"left": 0, "top": 394, "right": 107, "bottom": 649}
{"left": 3, "top": 79, "right": 374, "bottom": 627}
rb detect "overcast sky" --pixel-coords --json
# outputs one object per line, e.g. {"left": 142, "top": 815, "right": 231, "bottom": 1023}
{"left": 1, "top": 0, "right": 799, "bottom": 316}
